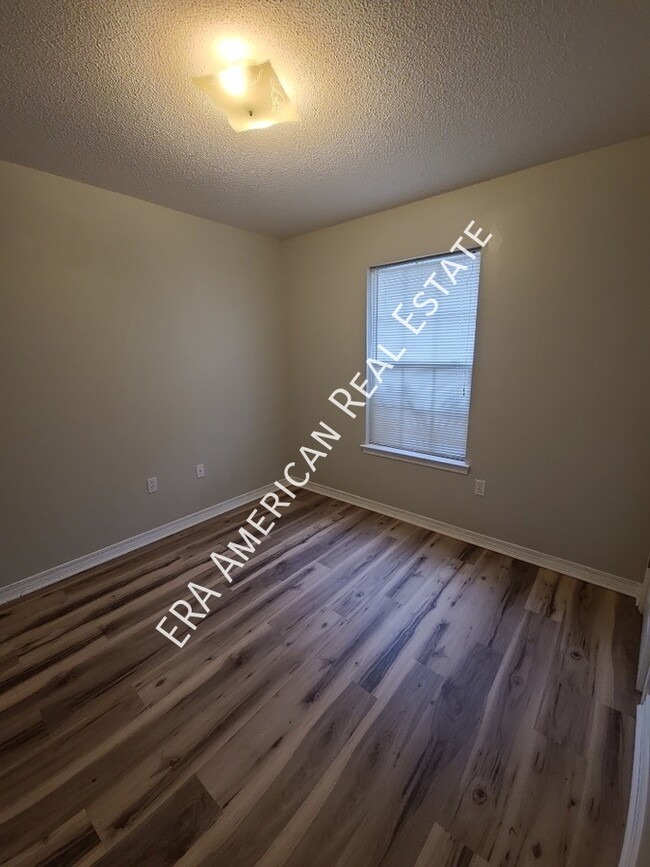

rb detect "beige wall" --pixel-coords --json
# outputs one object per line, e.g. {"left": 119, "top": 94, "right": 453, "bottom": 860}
{"left": 283, "top": 137, "right": 650, "bottom": 583}
{"left": 0, "top": 161, "right": 286, "bottom": 587}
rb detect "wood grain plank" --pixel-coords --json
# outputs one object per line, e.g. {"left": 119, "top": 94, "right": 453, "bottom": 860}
{"left": 3, "top": 809, "right": 101, "bottom": 867}
{"left": 525, "top": 569, "right": 576, "bottom": 622}
{"left": 360, "top": 642, "right": 503, "bottom": 867}
{"left": 605, "top": 592, "right": 642, "bottom": 717}
{"left": 445, "top": 611, "right": 560, "bottom": 858}
{"left": 566, "top": 702, "right": 635, "bottom": 867}
{"left": 179, "top": 681, "right": 376, "bottom": 866}
{"left": 488, "top": 729, "right": 586, "bottom": 867}
{"left": 414, "top": 822, "right": 489, "bottom": 867}
{"left": 281, "top": 661, "right": 443, "bottom": 867}
{"left": 85, "top": 609, "right": 344, "bottom": 842}
{"left": 89, "top": 776, "right": 221, "bottom": 867}
{"left": 535, "top": 581, "right": 610, "bottom": 754}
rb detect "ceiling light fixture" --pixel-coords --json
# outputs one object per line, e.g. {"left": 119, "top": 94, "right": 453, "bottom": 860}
{"left": 194, "top": 42, "right": 300, "bottom": 133}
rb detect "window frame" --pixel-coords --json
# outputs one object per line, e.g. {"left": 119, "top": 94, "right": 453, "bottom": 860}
{"left": 362, "top": 248, "right": 481, "bottom": 474}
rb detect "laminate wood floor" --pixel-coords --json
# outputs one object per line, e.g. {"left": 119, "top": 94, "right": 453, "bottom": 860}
{"left": 0, "top": 492, "right": 642, "bottom": 867}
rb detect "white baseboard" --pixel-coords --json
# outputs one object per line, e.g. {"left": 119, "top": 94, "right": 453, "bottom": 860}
{"left": 3, "top": 479, "right": 643, "bottom": 612}
{"left": 0, "top": 483, "right": 272, "bottom": 608}
{"left": 306, "top": 481, "right": 643, "bottom": 604}
{"left": 619, "top": 696, "right": 650, "bottom": 867}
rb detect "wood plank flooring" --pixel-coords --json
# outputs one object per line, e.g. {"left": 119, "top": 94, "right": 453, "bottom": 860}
{"left": 0, "top": 491, "right": 642, "bottom": 866}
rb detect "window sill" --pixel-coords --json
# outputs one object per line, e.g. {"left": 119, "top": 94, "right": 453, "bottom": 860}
{"left": 360, "top": 443, "right": 470, "bottom": 475}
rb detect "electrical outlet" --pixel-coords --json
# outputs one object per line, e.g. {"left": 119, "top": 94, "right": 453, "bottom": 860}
{"left": 147, "top": 476, "right": 158, "bottom": 494}
{"left": 474, "top": 479, "right": 486, "bottom": 496}
{"left": 196, "top": 463, "right": 205, "bottom": 479}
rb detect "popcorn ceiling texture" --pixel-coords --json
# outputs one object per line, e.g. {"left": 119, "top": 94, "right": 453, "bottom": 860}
{"left": 0, "top": 0, "right": 648, "bottom": 239}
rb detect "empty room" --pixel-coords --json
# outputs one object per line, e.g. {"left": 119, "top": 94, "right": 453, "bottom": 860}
{"left": 1, "top": 1, "right": 649, "bottom": 865}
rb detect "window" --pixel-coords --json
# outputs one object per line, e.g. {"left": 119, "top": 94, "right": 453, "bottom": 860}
{"left": 363, "top": 249, "right": 481, "bottom": 473}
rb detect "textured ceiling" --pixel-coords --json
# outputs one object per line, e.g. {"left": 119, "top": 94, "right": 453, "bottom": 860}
{"left": 0, "top": 0, "right": 649, "bottom": 239}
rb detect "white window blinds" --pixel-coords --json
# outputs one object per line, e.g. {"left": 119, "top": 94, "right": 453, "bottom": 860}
{"left": 367, "top": 250, "right": 481, "bottom": 462}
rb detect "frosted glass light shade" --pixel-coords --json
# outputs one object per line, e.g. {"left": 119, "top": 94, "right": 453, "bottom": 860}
{"left": 193, "top": 60, "right": 300, "bottom": 132}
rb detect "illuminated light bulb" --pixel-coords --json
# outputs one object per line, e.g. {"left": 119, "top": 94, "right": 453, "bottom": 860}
{"left": 218, "top": 64, "right": 248, "bottom": 98}
{"left": 215, "top": 37, "right": 250, "bottom": 65}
